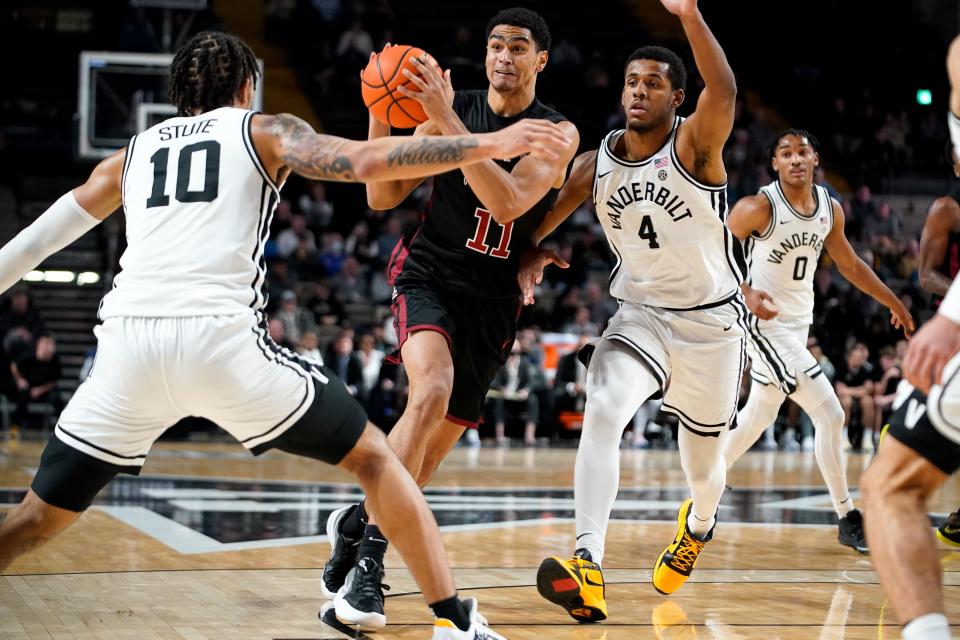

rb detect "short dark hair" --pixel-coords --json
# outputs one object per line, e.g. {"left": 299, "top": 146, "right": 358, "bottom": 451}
{"left": 169, "top": 31, "right": 260, "bottom": 116}
{"left": 767, "top": 128, "right": 820, "bottom": 160}
{"left": 485, "top": 8, "right": 551, "bottom": 52}
{"left": 624, "top": 46, "right": 686, "bottom": 91}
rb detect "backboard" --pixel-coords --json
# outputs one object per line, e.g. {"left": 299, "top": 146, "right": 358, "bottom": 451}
{"left": 78, "top": 50, "right": 264, "bottom": 159}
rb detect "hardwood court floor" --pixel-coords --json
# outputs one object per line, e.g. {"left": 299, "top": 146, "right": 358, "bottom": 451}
{"left": 1, "top": 439, "right": 958, "bottom": 639}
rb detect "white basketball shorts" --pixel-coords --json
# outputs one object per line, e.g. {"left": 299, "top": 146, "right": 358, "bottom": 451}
{"left": 601, "top": 296, "right": 747, "bottom": 437}
{"left": 56, "top": 314, "right": 337, "bottom": 469}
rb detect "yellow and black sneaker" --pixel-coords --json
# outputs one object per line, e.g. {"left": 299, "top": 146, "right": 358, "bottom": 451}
{"left": 653, "top": 499, "right": 713, "bottom": 595}
{"left": 937, "top": 511, "right": 960, "bottom": 547}
{"left": 536, "top": 549, "right": 607, "bottom": 623}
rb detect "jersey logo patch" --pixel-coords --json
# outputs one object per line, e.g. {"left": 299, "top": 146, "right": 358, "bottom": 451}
{"left": 658, "top": 169, "right": 668, "bottom": 181}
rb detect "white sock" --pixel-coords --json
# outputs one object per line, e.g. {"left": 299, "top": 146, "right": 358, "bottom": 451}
{"left": 724, "top": 380, "right": 786, "bottom": 469}
{"left": 902, "top": 613, "right": 951, "bottom": 640}
{"left": 686, "top": 512, "right": 716, "bottom": 539}
{"left": 680, "top": 427, "right": 730, "bottom": 539}
{"left": 574, "top": 340, "right": 659, "bottom": 566}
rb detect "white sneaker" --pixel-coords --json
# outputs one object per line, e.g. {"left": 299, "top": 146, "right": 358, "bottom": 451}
{"left": 431, "top": 597, "right": 507, "bottom": 640}
{"left": 801, "top": 436, "right": 814, "bottom": 452}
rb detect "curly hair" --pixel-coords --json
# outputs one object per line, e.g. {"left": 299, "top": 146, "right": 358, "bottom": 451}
{"left": 169, "top": 31, "right": 260, "bottom": 116}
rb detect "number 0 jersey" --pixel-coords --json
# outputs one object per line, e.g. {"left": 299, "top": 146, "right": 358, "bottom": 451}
{"left": 387, "top": 90, "right": 568, "bottom": 300}
{"left": 594, "top": 117, "right": 744, "bottom": 309}
{"left": 99, "top": 107, "right": 279, "bottom": 319}
{"left": 747, "top": 181, "right": 834, "bottom": 326}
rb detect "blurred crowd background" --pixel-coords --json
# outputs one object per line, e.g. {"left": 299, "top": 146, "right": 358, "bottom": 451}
{"left": 0, "top": 0, "right": 957, "bottom": 451}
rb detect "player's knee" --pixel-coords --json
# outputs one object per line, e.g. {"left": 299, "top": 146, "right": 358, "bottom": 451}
{"left": 817, "top": 396, "right": 846, "bottom": 431}
{"left": 339, "top": 424, "right": 391, "bottom": 478}
{"left": 406, "top": 379, "right": 452, "bottom": 420}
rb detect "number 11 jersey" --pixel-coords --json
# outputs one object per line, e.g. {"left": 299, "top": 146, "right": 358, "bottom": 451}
{"left": 594, "top": 116, "right": 743, "bottom": 310}
{"left": 99, "top": 107, "right": 278, "bottom": 319}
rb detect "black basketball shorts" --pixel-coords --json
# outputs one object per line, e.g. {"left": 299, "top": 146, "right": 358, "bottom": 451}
{"left": 886, "top": 383, "right": 960, "bottom": 475}
{"left": 389, "top": 280, "right": 520, "bottom": 427}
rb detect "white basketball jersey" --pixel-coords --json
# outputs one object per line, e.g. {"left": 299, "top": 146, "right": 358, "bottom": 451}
{"left": 748, "top": 181, "right": 833, "bottom": 326}
{"left": 594, "top": 117, "right": 744, "bottom": 309}
{"left": 99, "top": 107, "right": 280, "bottom": 319}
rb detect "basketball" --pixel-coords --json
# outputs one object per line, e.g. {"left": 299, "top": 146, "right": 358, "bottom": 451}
{"left": 361, "top": 45, "right": 430, "bottom": 129}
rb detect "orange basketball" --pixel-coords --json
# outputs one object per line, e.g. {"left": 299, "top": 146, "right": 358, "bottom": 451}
{"left": 361, "top": 45, "right": 430, "bottom": 129}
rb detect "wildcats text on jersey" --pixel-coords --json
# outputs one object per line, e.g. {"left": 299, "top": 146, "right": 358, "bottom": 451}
{"left": 604, "top": 180, "right": 692, "bottom": 230}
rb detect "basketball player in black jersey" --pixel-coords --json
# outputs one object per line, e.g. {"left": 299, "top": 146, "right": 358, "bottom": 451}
{"left": 321, "top": 7, "right": 579, "bottom": 627}
{"left": 917, "top": 149, "right": 960, "bottom": 547}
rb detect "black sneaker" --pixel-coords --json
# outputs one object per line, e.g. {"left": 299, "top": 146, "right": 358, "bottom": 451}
{"left": 937, "top": 511, "right": 960, "bottom": 547}
{"left": 838, "top": 509, "right": 869, "bottom": 554}
{"left": 333, "top": 556, "right": 390, "bottom": 628}
{"left": 321, "top": 506, "right": 360, "bottom": 599}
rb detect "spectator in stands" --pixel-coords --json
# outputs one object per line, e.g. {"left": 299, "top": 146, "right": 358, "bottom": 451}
{"left": 0, "top": 290, "right": 45, "bottom": 340}
{"left": 836, "top": 342, "right": 876, "bottom": 451}
{"left": 356, "top": 333, "right": 385, "bottom": 401}
{"left": 584, "top": 281, "right": 618, "bottom": 332}
{"left": 554, "top": 334, "right": 590, "bottom": 418}
{"left": 288, "top": 234, "right": 322, "bottom": 281}
{"left": 328, "top": 332, "right": 363, "bottom": 398}
{"left": 344, "top": 221, "right": 378, "bottom": 265}
{"left": 849, "top": 185, "right": 876, "bottom": 241}
{"left": 335, "top": 20, "right": 373, "bottom": 78}
{"left": 298, "top": 182, "right": 335, "bottom": 232}
{"left": 298, "top": 330, "right": 323, "bottom": 363}
{"left": 873, "top": 345, "right": 902, "bottom": 431}
{"left": 489, "top": 342, "right": 539, "bottom": 447}
{"left": 276, "top": 214, "right": 316, "bottom": 258}
{"left": 11, "top": 334, "right": 61, "bottom": 429}
{"left": 317, "top": 231, "right": 346, "bottom": 275}
{"left": 266, "top": 257, "right": 296, "bottom": 308}
{"left": 331, "top": 256, "right": 371, "bottom": 303}
{"left": 562, "top": 306, "right": 599, "bottom": 337}
{"left": 304, "top": 282, "right": 344, "bottom": 326}
{"left": 276, "top": 290, "right": 314, "bottom": 345}
{"left": 375, "top": 215, "right": 403, "bottom": 268}
{"left": 864, "top": 201, "right": 902, "bottom": 242}
{"left": 267, "top": 317, "right": 295, "bottom": 352}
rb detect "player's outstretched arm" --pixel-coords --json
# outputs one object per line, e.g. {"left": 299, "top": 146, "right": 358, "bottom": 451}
{"left": 663, "top": 0, "right": 736, "bottom": 185}
{"left": 255, "top": 112, "right": 569, "bottom": 185}
{"left": 0, "top": 149, "right": 122, "bottom": 296}
{"left": 532, "top": 150, "right": 597, "bottom": 246}
{"left": 364, "top": 114, "right": 442, "bottom": 210}
{"left": 399, "top": 56, "right": 579, "bottom": 224}
{"left": 919, "top": 197, "right": 960, "bottom": 297}
{"left": 517, "top": 150, "right": 596, "bottom": 305}
{"left": 824, "top": 199, "right": 915, "bottom": 336}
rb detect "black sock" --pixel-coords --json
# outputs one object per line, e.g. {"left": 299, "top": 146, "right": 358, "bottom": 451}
{"left": 339, "top": 501, "right": 368, "bottom": 540}
{"left": 430, "top": 595, "right": 470, "bottom": 632}
{"left": 357, "top": 524, "right": 388, "bottom": 563}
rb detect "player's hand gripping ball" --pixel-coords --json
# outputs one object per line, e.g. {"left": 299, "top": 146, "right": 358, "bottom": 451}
{"left": 361, "top": 44, "right": 430, "bottom": 128}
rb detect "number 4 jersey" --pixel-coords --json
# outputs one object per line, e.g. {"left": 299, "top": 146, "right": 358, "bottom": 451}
{"left": 387, "top": 90, "right": 568, "bottom": 300}
{"left": 99, "top": 107, "right": 278, "bottom": 319}
{"left": 748, "top": 180, "right": 833, "bottom": 326}
{"left": 594, "top": 117, "right": 745, "bottom": 310}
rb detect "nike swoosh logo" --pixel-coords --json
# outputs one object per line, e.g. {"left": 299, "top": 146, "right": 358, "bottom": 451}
{"left": 597, "top": 170, "right": 613, "bottom": 179}
{"left": 779, "top": 219, "right": 792, "bottom": 225}
{"left": 723, "top": 324, "right": 733, "bottom": 331}
{"left": 584, "top": 576, "right": 604, "bottom": 587}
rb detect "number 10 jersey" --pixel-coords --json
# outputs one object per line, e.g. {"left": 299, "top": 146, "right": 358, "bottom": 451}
{"left": 99, "top": 107, "right": 278, "bottom": 319}
{"left": 594, "top": 117, "right": 744, "bottom": 310}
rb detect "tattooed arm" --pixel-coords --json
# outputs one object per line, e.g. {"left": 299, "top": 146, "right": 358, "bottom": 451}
{"left": 250, "top": 112, "right": 570, "bottom": 186}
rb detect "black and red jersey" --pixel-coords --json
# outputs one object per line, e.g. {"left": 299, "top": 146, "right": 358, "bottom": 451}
{"left": 388, "top": 89, "right": 568, "bottom": 299}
